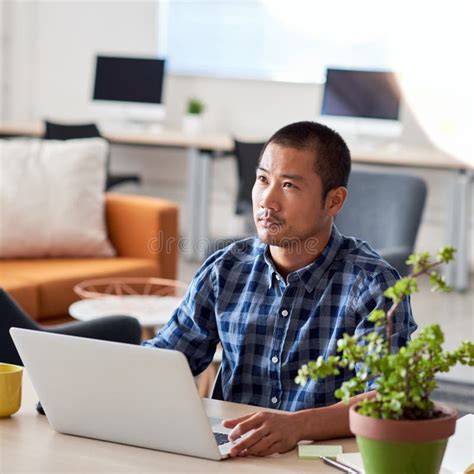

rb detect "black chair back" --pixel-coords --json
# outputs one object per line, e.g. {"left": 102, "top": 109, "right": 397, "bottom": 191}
{"left": 43, "top": 120, "right": 141, "bottom": 190}
{"left": 45, "top": 121, "right": 101, "bottom": 140}
{"left": 234, "top": 140, "right": 265, "bottom": 215}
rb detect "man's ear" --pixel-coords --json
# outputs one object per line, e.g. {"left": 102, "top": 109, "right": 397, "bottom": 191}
{"left": 324, "top": 186, "right": 347, "bottom": 217}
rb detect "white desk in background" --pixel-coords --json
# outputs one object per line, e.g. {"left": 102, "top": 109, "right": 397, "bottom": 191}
{"left": 1, "top": 121, "right": 472, "bottom": 290}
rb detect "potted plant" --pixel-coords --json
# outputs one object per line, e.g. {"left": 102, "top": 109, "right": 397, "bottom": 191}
{"left": 295, "top": 246, "right": 474, "bottom": 474}
{"left": 182, "top": 97, "right": 206, "bottom": 134}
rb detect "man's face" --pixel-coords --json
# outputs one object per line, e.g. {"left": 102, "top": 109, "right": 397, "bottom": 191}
{"left": 252, "top": 143, "right": 332, "bottom": 248}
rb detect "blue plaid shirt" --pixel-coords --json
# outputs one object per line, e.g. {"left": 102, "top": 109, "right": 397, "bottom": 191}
{"left": 143, "top": 225, "right": 416, "bottom": 411}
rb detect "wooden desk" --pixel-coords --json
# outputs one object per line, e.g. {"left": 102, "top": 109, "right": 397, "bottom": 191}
{"left": 0, "top": 371, "right": 357, "bottom": 472}
{"left": 1, "top": 121, "right": 471, "bottom": 290}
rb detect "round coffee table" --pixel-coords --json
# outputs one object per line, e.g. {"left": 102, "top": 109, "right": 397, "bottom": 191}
{"left": 69, "top": 295, "right": 182, "bottom": 333}
{"left": 70, "top": 277, "right": 187, "bottom": 338}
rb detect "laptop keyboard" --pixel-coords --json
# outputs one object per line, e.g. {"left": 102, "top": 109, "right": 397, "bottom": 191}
{"left": 213, "top": 432, "right": 230, "bottom": 446}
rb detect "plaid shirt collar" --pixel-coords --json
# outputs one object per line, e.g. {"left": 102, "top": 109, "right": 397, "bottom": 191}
{"left": 262, "top": 225, "right": 344, "bottom": 292}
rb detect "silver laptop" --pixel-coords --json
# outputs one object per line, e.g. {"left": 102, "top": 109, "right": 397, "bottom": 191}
{"left": 10, "top": 327, "right": 234, "bottom": 460}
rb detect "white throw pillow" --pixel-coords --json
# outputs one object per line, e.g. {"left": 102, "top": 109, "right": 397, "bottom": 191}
{"left": 0, "top": 138, "right": 116, "bottom": 258}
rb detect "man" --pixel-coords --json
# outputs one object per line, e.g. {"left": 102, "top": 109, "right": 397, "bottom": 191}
{"left": 142, "top": 121, "right": 416, "bottom": 457}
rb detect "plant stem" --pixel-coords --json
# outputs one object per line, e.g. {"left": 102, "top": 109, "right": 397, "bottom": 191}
{"left": 411, "top": 261, "right": 441, "bottom": 279}
{"left": 385, "top": 301, "right": 398, "bottom": 354}
{"left": 385, "top": 260, "right": 444, "bottom": 354}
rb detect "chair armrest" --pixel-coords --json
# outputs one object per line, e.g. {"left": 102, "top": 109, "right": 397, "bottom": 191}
{"left": 105, "top": 193, "right": 179, "bottom": 279}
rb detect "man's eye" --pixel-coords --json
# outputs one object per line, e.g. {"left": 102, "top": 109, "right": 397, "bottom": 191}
{"left": 283, "top": 182, "right": 294, "bottom": 188}
{"left": 257, "top": 175, "right": 267, "bottom": 183}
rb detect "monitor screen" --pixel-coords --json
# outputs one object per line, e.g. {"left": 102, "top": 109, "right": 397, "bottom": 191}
{"left": 321, "top": 68, "right": 400, "bottom": 121}
{"left": 93, "top": 56, "right": 165, "bottom": 105}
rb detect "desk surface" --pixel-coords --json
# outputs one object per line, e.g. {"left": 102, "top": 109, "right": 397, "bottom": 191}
{"left": 1, "top": 120, "right": 470, "bottom": 170}
{"left": 0, "top": 371, "right": 357, "bottom": 472}
{"left": 0, "top": 120, "right": 234, "bottom": 152}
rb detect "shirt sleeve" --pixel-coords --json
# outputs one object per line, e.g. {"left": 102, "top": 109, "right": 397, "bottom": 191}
{"left": 141, "top": 258, "right": 220, "bottom": 376}
{"left": 353, "top": 269, "right": 418, "bottom": 390}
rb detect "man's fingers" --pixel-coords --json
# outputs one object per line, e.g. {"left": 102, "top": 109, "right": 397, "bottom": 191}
{"left": 229, "top": 428, "right": 272, "bottom": 456}
{"left": 245, "top": 435, "right": 279, "bottom": 456}
{"left": 222, "top": 413, "right": 253, "bottom": 429}
{"left": 228, "top": 412, "right": 268, "bottom": 440}
{"left": 250, "top": 440, "right": 282, "bottom": 457}
{"left": 225, "top": 411, "right": 298, "bottom": 458}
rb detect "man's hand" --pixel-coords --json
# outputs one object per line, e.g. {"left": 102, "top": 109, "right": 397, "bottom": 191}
{"left": 222, "top": 411, "right": 304, "bottom": 457}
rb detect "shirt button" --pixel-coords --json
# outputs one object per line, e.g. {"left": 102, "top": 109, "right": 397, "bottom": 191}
{"left": 271, "top": 355, "right": 279, "bottom": 364}
{"left": 271, "top": 396, "right": 278, "bottom": 404}
{"left": 281, "top": 309, "right": 289, "bottom": 317}
{"left": 275, "top": 274, "right": 280, "bottom": 281}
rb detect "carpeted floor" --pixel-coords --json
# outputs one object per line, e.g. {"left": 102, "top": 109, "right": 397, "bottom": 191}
{"left": 432, "top": 378, "right": 474, "bottom": 417}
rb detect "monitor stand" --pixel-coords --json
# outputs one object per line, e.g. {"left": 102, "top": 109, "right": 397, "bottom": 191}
{"left": 317, "top": 115, "right": 403, "bottom": 150}
{"left": 97, "top": 119, "right": 164, "bottom": 135}
{"left": 89, "top": 102, "right": 166, "bottom": 134}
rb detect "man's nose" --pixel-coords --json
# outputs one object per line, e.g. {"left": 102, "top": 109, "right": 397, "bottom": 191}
{"left": 259, "top": 184, "right": 280, "bottom": 211}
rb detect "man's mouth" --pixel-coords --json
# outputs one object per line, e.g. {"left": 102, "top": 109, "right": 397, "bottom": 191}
{"left": 257, "top": 215, "right": 282, "bottom": 229}
{"left": 259, "top": 219, "right": 278, "bottom": 228}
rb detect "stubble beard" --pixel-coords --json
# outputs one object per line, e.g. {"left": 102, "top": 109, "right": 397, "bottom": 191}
{"left": 258, "top": 223, "right": 323, "bottom": 256}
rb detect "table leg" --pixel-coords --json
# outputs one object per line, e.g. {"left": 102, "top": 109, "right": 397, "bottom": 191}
{"left": 185, "top": 148, "right": 212, "bottom": 262}
{"left": 445, "top": 169, "right": 473, "bottom": 291}
{"left": 185, "top": 147, "right": 201, "bottom": 261}
{"left": 197, "top": 151, "right": 211, "bottom": 261}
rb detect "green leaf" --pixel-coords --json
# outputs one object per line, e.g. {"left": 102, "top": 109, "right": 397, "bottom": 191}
{"left": 384, "top": 277, "right": 418, "bottom": 303}
{"left": 429, "top": 272, "right": 451, "bottom": 293}
{"left": 406, "top": 251, "right": 431, "bottom": 273}
{"left": 368, "top": 309, "right": 386, "bottom": 324}
{"left": 437, "top": 246, "right": 456, "bottom": 264}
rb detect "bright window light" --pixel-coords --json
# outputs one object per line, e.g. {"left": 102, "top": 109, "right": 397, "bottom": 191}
{"left": 157, "top": 0, "right": 473, "bottom": 164}
{"left": 157, "top": 0, "right": 394, "bottom": 83}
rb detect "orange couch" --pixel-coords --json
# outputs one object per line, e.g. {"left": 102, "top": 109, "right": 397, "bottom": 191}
{"left": 0, "top": 193, "right": 179, "bottom": 324}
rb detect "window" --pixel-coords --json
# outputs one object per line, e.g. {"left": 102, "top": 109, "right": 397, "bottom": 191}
{"left": 157, "top": 0, "right": 395, "bottom": 83}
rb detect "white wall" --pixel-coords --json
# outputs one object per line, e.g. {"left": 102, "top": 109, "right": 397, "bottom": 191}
{"left": 5, "top": 1, "right": 158, "bottom": 120}
{"left": 2, "top": 0, "right": 38, "bottom": 119}
{"left": 0, "top": 1, "right": 6, "bottom": 119}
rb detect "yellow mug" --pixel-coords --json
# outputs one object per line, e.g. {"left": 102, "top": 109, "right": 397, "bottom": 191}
{"left": 0, "top": 363, "right": 23, "bottom": 417}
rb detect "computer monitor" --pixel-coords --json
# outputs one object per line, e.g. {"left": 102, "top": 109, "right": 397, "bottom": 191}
{"left": 91, "top": 55, "right": 166, "bottom": 129}
{"left": 319, "top": 68, "right": 402, "bottom": 142}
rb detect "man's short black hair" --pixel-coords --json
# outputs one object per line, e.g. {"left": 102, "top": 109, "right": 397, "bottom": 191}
{"left": 260, "top": 121, "right": 351, "bottom": 198}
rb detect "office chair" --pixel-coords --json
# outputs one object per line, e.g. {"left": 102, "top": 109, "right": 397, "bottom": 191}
{"left": 43, "top": 120, "right": 142, "bottom": 190}
{"left": 234, "top": 139, "right": 265, "bottom": 215}
{"left": 335, "top": 169, "right": 427, "bottom": 275}
{"left": 0, "top": 288, "right": 142, "bottom": 367}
